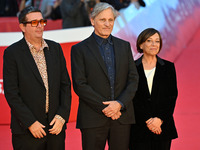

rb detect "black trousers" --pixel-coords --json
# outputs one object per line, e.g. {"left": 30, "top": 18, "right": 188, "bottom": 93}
{"left": 12, "top": 128, "right": 65, "bottom": 150}
{"left": 81, "top": 120, "right": 131, "bottom": 150}
{"left": 129, "top": 139, "right": 172, "bottom": 150}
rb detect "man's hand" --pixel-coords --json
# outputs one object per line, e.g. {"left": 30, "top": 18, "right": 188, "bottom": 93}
{"left": 28, "top": 121, "right": 46, "bottom": 138}
{"left": 111, "top": 111, "right": 122, "bottom": 120}
{"left": 102, "top": 101, "right": 122, "bottom": 117}
{"left": 49, "top": 116, "right": 64, "bottom": 135}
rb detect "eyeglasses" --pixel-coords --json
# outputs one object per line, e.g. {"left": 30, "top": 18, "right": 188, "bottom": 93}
{"left": 23, "top": 19, "right": 47, "bottom": 27}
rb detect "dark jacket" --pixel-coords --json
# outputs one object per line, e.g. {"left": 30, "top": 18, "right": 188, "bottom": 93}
{"left": 71, "top": 34, "right": 139, "bottom": 129}
{"left": 130, "top": 56, "right": 178, "bottom": 142}
{"left": 3, "top": 38, "right": 71, "bottom": 134}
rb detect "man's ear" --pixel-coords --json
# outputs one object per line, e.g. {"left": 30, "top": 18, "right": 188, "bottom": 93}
{"left": 19, "top": 23, "right": 25, "bottom": 32}
{"left": 90, "top": 18, "right": 94, "bottom": 26}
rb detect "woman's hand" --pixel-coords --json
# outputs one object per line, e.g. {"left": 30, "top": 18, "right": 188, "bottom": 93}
{"left": 146, "top": 117, "right": 163, "bottom": 135}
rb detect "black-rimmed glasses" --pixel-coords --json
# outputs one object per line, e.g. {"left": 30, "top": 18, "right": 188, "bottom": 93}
{"left": 23, "top": 19, "right": 47, "bottom": 27}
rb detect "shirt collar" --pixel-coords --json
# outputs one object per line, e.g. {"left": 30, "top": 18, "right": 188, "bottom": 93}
{"left": 136, "top": 55, "right": 165, "bottom": 66}
{"left": 25, "top": 38, "right": 49, "bottom": 51}
{"left": 92, "top": 32, "right": 113, "bottom": 46}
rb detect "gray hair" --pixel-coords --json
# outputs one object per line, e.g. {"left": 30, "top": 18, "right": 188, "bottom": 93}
{"left": 91, "top": 2, "right": 117, "bottom": 19}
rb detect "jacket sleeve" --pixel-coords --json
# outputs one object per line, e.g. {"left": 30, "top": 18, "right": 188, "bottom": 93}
{"left": 3, "top": 48, "right": 37, "bottom": 129}
{"left": 156, "top": 63, "right": 178, "bottom": 123}
{"left": 116, "top": 42, "right": 139, "bottom": 108}
{"left": 71, "top": 45, "right": 107, "bottom": 114}
{"left": 56, "top": 43, "right": 71, "bottom": 122}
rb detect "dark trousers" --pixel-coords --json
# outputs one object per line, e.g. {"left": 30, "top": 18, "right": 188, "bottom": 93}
{"left": 129, "top": 140, "right": 172, "bottom": 150}
{"left": 81, "top": 120, "right": 131, "bottom": 150}
{"left": 12, "top": 130, "right": 65, "bottom": 150}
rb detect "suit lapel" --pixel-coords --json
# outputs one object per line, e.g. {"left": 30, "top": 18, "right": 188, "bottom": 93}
{"left": 138, "top": 62, "right": 151, "bottom": 96}
{"left": 112, "top": 36, "right": 120, "bottom": 81}
{"left": 43, "top": 45, "right": 54, "bottom": 93}
{"left": 151, "top": 57, "right": 165, "bottom": 98}
{"left": 21, "top": 39, "right": 44, "bottom": 86}
{"left": 87, "top": 35, "right": 108, "bottom": 76}
{"left": 136, "top": 56, "right": 151, "bottom": 96}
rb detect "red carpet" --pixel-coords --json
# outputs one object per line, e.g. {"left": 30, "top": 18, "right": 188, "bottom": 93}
{"left": 170, "top": 26, "right": 200, "bottom": 150}
{"left": 0, "top": 27, "right": 200, "bottom": 149}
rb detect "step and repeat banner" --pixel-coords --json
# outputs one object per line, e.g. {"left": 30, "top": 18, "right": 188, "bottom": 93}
{"left": 0, "top": 0, "right": 200, "bottom": 124}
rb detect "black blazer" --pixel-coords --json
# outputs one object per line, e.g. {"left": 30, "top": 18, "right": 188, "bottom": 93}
{"left": 3, "top": 38, "right": 71, "bottom": 134}
{"left": 130, "top": 56, "right": 178, "bottom": 142}
{"left": 71, "top": 34, "right": 139, "bottom": 129}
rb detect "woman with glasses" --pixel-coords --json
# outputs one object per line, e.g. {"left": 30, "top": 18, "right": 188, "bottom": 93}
{"left": 129, "top": 28, "right": 178, "bottom": 150}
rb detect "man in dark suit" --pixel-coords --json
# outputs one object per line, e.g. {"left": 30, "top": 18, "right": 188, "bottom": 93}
{"left": 71, "top": 2, "right": 139, "bottom": 150}
{"left": 3, "top": 6, "right": 71, "bottom": 150}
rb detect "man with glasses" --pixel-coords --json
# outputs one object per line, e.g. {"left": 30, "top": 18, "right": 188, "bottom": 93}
{"left": 3, "top": 6, "right": 71, "bottom": 150}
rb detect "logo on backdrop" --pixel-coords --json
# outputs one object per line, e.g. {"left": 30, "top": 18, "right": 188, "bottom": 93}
{"left": 0, "top": 79, "right": 4, "bottom": 95}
